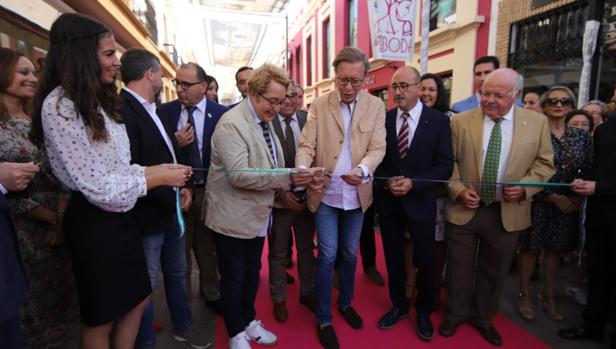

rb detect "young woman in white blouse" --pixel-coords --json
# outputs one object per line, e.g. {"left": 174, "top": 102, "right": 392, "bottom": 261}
{"left": 29, "top": 13, "right": 191, "bottom": 349}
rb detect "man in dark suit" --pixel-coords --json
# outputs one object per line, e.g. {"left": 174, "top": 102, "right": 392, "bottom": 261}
{"left": 559, "top": 116, "right": 616, "bottom": 344}
{"left": 0, "top": 161, "right": 38, "bottom": 348}
{"left": 119, "top": 49, "right": 209, "bottom": 349}
{"left": 373, "top": 66, "right": 453, "bottom": 340}
{"left": 268, "top": 80, "right": 316, "bottom": 322}
{"left": 158, "top": 62, "right": 228, "bottom": 313}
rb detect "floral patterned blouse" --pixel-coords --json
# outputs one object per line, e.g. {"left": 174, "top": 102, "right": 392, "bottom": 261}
{"left": 0, "top": 115, "right": 79, "bottom": 348}
{"left": 41, "top": 86, "right": 147, "bottom": 212}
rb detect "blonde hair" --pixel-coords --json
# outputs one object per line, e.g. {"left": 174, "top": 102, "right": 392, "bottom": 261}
{"left": 247, "top": 63, "right": 289, "bottom": 95}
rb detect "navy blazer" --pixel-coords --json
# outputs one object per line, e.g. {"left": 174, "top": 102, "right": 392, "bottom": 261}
{"left": 121, "top": 90, "right": 187, "bottom": 235}
{"left": 158, "top": 99, "right": 228, "bottom": 173}
{"left": 0, "top": 192, "right": 28, "bottom": 321}
{"left": 374, "top": 106, "right": 453, "bottom": 222}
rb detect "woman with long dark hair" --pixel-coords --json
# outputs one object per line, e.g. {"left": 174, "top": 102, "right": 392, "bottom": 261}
{"left": 0, "top": 47, "right": 79, "bottom": 348}
{"left": 30, "top": 13, "right": 191, "bottom": 348}
{"left": 204, "top": 75, "right": 220, "bottom": 103}
{"left": 419, "top": 73, "right": 454, "bottom": 117}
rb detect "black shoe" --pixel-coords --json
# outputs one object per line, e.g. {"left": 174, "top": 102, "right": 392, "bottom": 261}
{"left": 438, "top": 318, "right": 460, "bottom": 337}
{"left": 416, "top": 314, "right": 434, "bottom": 341}
{"left": 299, "top": 294, "right": 317, "bottom": 313}
{"left": 558, "top": 326, "right": 603, "bottom": 341}
{"left": 286, "top": 272, "right": 295, "bottom": 284}
{"left": 471, "top": 323, "right": 503, "bottom": 346}
{"left": 339, "top": 306, "right": 363, "bottom": 329}
{"left": 205, "top": 299, "right": 222, "bottom": 316}
{"left": 316, "top": 325, "right": 339, "bottom": 349}
{"left": 377, "top": 308, "right": 409, "bottom": 329}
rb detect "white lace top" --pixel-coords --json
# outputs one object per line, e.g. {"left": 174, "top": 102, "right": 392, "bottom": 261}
{"left": 42, "top": 86, "right": 147, "bottom": 212}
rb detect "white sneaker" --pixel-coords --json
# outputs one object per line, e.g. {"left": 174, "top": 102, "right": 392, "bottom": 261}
{"left": 245, "top": 320, "right": 277, "bottom": 346}
{"left": 229, "top": 331, "right": 252, "bottom": 349}
{"left": 565, "top": 286, "right": 588, "bottom": 306}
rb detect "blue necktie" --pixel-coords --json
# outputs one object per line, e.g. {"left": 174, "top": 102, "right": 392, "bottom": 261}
{"left": 186, "top": 106, "right": 204, "bottom": 183}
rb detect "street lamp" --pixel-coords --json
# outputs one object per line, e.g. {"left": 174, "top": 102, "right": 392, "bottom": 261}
{"left": 162, "top": 43, "right": 181, "bottom": 66}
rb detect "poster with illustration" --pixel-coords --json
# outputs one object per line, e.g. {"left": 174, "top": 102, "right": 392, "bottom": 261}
{"left": 368, "top": 0, "right": 417, "bottom": 61}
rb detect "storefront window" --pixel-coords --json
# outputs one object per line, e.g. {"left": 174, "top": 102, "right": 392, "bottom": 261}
{"left": 430, "top": 0, "right": 456, "bottom": 31}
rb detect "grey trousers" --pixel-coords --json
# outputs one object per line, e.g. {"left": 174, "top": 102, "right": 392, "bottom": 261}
{"left": 185, "top": 187, "right": 220, "bottom": 301}
{"left": 268, "top": 206, "right": 315, "bottom": 302}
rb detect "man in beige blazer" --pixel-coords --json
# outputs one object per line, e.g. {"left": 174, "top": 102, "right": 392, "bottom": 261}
{"left": 204, "top": 64, "right": 316, "bottom": 349}
{"left": 439, "top": 68, "right": 555, "bottom": 346}
{"left": 296, "top": 47, "right": 386, "bottom": 349}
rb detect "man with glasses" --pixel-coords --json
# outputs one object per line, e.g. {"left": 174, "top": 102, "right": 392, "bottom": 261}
{"left": 267, "top": 81, "right": 316, "bottom": 322}
{"left": 204, "top": 64, "right": 320, "bottom": 349}
{"left": 158, "top": 62, "right": 229, "bottom": 315}
{"left": 296, "top": 47, "right": 386, "bottom": 349}
{"left": 440, "top": 68, "right": 554, "bottom": 346}
{"left": 373, "top": 66, "right": 453, "bottom": 340}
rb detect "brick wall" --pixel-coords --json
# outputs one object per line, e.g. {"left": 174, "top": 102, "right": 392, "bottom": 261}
{"left": 495, "top": 0, "right": 577, "bottom": 66}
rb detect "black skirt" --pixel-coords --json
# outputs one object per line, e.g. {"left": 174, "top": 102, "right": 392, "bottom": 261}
{"left": 63, "top": 192, "right": 150, "bottom": 326}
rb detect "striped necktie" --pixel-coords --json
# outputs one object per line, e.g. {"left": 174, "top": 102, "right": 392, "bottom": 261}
{"left": 397, "top": 112, "right": 410, "bottom": 158}
{"left": 259, "top": 121, "right": 275, "bottom": 161}
{"left": 481, "top": 118, "right": 503, "bottom": 205}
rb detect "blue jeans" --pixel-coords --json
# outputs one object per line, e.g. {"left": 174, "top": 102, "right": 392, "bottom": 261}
{"left": 136, "top": 220, "right": 192, "bottom": 348}
{"left": 314, "top": 203, "right": 364, "bottom": 325}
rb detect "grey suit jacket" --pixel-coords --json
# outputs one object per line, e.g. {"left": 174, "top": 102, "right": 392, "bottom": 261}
{"left": 204, "top": 99, "right": 291, "bottom": 239}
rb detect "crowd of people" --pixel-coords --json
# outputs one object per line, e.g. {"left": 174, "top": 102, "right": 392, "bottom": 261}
{"left": 1, "top": 12, "right": 615, "bottom": 349}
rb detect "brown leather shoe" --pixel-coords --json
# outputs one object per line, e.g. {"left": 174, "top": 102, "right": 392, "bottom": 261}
{"left": 273, "top": 301, "right": 288, "bottom": 322}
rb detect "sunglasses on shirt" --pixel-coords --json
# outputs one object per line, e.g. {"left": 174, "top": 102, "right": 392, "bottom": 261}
{"left": 545, "top": 98, "right": 574, "bottom": 107}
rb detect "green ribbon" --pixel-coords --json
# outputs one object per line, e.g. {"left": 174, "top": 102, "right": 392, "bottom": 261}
{"left": 192, "top": 168, "right": 571, "bottom": 188}
{"left": 175, "top": 188, "right": 186, "bottom": 238}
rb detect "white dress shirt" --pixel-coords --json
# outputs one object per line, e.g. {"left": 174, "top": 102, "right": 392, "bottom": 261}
{"left": 247, "top": 97, "right": 278, "bottom": 237}
{"left": 396, "top": 101, "right": 423, "bottom": 149}
{"left": 177, "top": 96, "right": 208, "bottom": 156}
{"left": 277, "top": 113, "right": 301, "bottom": 148}
{"left": 321, "top": 99, "right": 367, "bottom": 211}
{"left": 0, "top": 184, "right": 6, "bottom": 194}
{"left": 481, "top": 105, "right": 514, "bottom": 202}
{"left": 124, "top": 88, "right": 177, "bottom": 164}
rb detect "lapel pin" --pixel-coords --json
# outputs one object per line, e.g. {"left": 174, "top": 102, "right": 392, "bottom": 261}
{"left": 207, "top": 113, "right": 213, "bottom": 118}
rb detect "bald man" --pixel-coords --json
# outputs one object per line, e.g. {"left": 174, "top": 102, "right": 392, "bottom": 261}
{"left": 440, "top": 68, "right": 555, "bottom": 346}
{"left": 373, "top": 66, "right": 453, "bottom": 340}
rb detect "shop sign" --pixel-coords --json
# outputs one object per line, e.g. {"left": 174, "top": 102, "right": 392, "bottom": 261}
{"left": 368, "top": 0, "right": 417, "bottom": 61}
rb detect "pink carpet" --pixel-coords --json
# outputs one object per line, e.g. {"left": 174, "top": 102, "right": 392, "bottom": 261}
{"left": 214, "top": 233, "right": 550, "bottom": 349}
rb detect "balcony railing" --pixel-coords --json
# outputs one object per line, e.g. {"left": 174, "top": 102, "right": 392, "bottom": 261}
{"left": 509, "top": 1, "right": 589, "bottom": 68}
{"left": 122, "top": 0, "right": 158, "bottom": 44}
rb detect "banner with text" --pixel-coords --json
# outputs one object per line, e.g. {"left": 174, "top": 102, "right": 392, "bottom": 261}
{"left": 368, "top": 0, "right": 417, "bottom": 61}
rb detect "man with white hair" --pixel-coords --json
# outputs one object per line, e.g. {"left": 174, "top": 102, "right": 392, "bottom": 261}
{"left": 439, "top": 68, "right": 555, "bottom": 346}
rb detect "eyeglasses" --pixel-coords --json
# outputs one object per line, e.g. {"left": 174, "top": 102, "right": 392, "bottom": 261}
{"left": 172, "top": 79, "right": 203, "bottom": 90}
{"left": 259, "top": 93, "right": 286, "bottom": 108}
{"left": 286, "top": 92, "right": 298, "bottom": 99}
{"left": 391, "top": 82, "right": 420, "bottom": 91}
{"left": 335, "top": 77, "right": 364, "bottom": 87}
{"left": 545, "top": 98, "right": 574, "bottom": 107}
